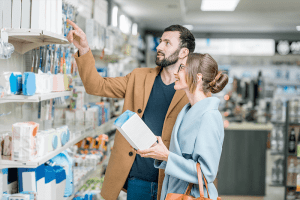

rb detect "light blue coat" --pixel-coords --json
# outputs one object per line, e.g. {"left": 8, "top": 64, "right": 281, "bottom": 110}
{"left": 155, "top": 97, "right": 224, "bottom": 200}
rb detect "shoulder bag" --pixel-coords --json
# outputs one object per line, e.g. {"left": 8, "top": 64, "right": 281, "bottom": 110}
{"left": 165, "top": 163, "right": 221, "bottom": 200}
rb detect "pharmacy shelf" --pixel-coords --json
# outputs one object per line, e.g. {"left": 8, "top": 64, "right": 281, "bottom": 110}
{"left": 269, "top": 184, "right": 285, "bottom": 187}
{"left": 92, "top": 117, "right": 117, "bottom": 137}
{"left": 65, "top": 157, "right": 107, "bottom": 200}
{"left": 0, "top": 91, "right": 72, "bottom": 104}
{"left": 0, "top": 118, "right": 116, "bottom": 169}
{"left": 2, "top": 28, "right": 69, "bottom": 54}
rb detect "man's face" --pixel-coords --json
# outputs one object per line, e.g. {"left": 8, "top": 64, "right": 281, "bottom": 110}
{"left": 156, "top": 31, "right": 181, "bottom": 68}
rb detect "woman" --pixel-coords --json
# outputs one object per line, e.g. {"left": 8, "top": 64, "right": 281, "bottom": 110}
{"left": 137, "top": 53, "right": 228, "bottom": 200}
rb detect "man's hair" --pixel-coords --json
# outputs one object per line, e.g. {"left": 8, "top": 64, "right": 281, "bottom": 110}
{"left": 164, "top": 25, "right": 195, "bottom": 54}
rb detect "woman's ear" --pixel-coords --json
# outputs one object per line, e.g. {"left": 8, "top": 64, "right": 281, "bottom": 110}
{"left": 179, "top": 48, "right": 189, "bottom": 59}
{"left": 197, "top": 73, "right": 203, "bottom": 83}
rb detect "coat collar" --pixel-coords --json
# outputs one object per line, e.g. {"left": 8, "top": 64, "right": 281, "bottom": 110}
{"left": 143, "top": 66, "right": 186, "bottom": 119}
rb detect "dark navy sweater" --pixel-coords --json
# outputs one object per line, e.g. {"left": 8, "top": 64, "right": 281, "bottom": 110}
{"left": 128, "top": 72, "right": 176, "bottom": 182}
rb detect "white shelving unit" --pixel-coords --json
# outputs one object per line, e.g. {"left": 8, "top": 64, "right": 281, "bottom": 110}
{"left": 65, "top": 160, "right": 107, "bottom": 200}
{"left": 0, "top": 118, "right": 116, "bottom": 169}
{"left": 1, "top": 28, "right": 69, "bottom": 54}
{"left": 0, "top": 91, "right": 72, "bottom": 104}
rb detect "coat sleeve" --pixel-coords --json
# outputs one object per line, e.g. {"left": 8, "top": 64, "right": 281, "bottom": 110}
{"left": 75, "top": 50, "right": 131, "bottom": 98}
{"left": 164, "top": 110, "right": 224, "bottom": 185}
{"left": 154, "top": 159, "right": 167, "bottom": 169}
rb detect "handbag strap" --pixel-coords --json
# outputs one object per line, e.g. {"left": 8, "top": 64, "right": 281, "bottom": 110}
{"left": 197, "top": 162, "right": 210, "bottom": 199}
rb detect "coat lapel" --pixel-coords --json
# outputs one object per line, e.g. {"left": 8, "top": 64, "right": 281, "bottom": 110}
{"left": 165, "top": 90, "right": 186, "bottom": 118}
{"left": 143, "top": 66, "right": 161, "bottom": 111}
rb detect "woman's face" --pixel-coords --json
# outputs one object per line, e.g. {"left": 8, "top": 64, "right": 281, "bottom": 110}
{"left": 174, "top": 63, "right": 189, "bottom": 91}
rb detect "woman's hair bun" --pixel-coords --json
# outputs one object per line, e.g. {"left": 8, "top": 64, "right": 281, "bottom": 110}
{"left": 210, "top": 71, "right": 229, "bottom": 94}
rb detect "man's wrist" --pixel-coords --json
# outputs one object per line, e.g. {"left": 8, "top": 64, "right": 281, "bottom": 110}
{"left": 78, "top": 47, "right": 89, "bottom": 57}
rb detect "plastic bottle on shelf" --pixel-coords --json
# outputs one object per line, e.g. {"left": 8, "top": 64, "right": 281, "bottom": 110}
{"left": 272, "top": 160, "right": 278, "bottom": 184}
{"left": 289, "top": 128, "right": 296, "bottom": 154}
{"left": 288, "top": 158, "right": 296, "bottom": 186}
{"left": 296, "top": 160, "right": 300, "bottom": 192}
{"left": 278, "top": 159, "right": 284, "bottom": 185}
{"left": 277, "top": 126, "right": 285, "bottom": 153}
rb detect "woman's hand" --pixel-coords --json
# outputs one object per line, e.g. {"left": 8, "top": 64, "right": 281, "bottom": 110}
{"left": 137, "top": 136, "right": 170, "bottom": 162}
{"left": 66, "top": 19, "right": 90, "bottom": 56}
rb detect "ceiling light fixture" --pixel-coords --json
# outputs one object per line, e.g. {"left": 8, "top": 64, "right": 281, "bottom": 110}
{"left": 183, "top": 25, "right": 194, "bottom": 30}
{"left": 297, "top": 26, "right": 300, "bottom": 31}
{"left": 201, "top": 0, "right": 240, "bottom": 11}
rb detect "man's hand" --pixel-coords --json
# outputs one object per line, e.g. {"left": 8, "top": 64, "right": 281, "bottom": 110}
{"left": 66, "top": 19, "right": 90, "bottom": 56}
{"left": 137, "top": 136, "right": 170, "bottom": 162}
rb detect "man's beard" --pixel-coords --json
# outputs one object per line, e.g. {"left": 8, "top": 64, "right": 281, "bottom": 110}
{"left": 155, "top": 48, "right": 180, "bottom": 68}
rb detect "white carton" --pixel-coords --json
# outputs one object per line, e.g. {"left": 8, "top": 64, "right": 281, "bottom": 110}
{"left": 11, "top": 122, "right": 39, "bottom": 161}
{"left": 31, "top": 0, "right": 45, "bottom": 30}
{"left": 11, "top": 0, "right": 21, "bottom": 29}
{"left": 3, "top": 0, "right": 11, "bottom": 28}
{"left": 114, "top": 113, "right": 157, "bottom": 150}
{"left": 21, "top": 0, "right": 30, "bottom": 29}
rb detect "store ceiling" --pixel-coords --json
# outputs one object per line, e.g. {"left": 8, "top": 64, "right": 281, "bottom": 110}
{"left": 113, "top": 0, "right": 300, "bottom": 33}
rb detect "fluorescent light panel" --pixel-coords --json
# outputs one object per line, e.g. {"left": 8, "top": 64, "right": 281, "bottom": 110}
{"left": 112, "top": 6, "right": 118, "bottom": 27}
{"left": 183, "top": 25, "right": 194, "bottom": 30}
{"left": 201, "top": 0, "right": 240, "bottom": 11}
{"left": 297, "top": 26, "right": 300, "bottom": 31}
{"left": 132, "top": 23, "right": 138, "bottom": 35}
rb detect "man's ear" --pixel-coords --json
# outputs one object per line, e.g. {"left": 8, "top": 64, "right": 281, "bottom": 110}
{"left": 179, "top": 48, "right": 189, "bottom": 59}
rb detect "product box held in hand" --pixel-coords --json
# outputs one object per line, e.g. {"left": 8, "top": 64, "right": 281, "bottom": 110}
{"left": 114, "top": 110, "right": 157, "bottom": 150}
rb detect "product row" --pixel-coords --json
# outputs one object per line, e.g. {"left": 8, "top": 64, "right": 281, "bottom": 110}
{"left": 1, "top": 71, "right": 72, "bottom": 97}
{"left": 1, "top": 0, "right": 76, "bottom": 37}
{"left": 0, "top": 121, "right": 71, "bottom": 162}
{"left": 0, "top": 134, "right": 109, "bottom": 200}
{"left": 271, "top": 98, "right": 300, "bottom": 123}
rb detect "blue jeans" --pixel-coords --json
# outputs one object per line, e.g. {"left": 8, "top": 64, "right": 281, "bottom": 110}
{"left": 127, "top": 177, "right": 158, "bottom": 200}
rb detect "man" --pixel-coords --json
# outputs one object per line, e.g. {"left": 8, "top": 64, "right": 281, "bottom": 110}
{"left": 66, "top": 19, "right": 195, "bottom": 200}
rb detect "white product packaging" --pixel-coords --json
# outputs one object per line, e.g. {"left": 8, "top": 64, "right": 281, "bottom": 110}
{"left": 11, "top": 122, "right": 39, "bottom": 161}
{"left": 85, "top": 108, "right": 97, "bottom": 129}
{"left": 21, "top": 0, "right": 30, "bottom": 29}
{"left": 31, "top": 0, "right": 46, "bottom": 30}
{"left": 36, "top": 131, "right": 49, "bottom": 157}
{"left": 41, "top": 129, "right": 59, "bottom": 152}
{"left": 18, "top": 164, "right": 46, "bottom": 200}
{"left": 12, "top": 0, "right": 21, "bottom": 29}
{"left": 75, "top": 109, "right": 85, "bottom": 125}
{"left": 45, "top": 0, "right": 51, "bottom": 32}
{"left": 53, "top": 165, "right": 66, "bottom": 200}
{"left": 8, "top": 194, "right": 30, "bottom": 200}
{"left": 50, "top": 0, "right": 56, "bottom": 33}
{"left": 0, "top": 0, "right": 3, "bottom": 29}
{"left": 53, "top": 74, "right": 64, "bottom": 92}
{"left": 56, "top": 0, "right": 62, "bottom": 35}
{"left": 3, "top": 0, "right": 11, "bottom": 28}
{"left": 2, "top": 168, "right": 8, "bottom": 194}
{"left": 114, "top": 111, "right": 157, "bottom": 150}
{"left": 44, "top": 165, "right": 56, "bottom": 200}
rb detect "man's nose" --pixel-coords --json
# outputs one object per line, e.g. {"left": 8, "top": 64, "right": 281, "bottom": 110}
{"left": 156, "top": 43, "right": 163, "bottom": 51}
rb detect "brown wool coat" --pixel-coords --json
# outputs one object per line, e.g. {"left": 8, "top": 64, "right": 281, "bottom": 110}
{"left": 75, "top": 50, "right": 189, "bottom": 200}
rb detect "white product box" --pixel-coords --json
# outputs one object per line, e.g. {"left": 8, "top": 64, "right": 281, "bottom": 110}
{"left": 65, "top": 110, "right": 75, "bottom": 123}
{"left": 12, "top": 0, "right": 21, "bottom": 29}
{"left": 36, "top": 131, "right": 48, "bottom": 157}
{"left": 40, "top": 129, "right": 58, "bottom": 152}
{"left": 75, "top": 109, "right": 85, "bottom": 125}
{"left": 21, "top": 0, "right": 30, "bottom": 29}
{"left": 0, "top": 0, "right": 3, "bottom": 29}
{"left": 31, "top": 0, "right": 46, "bottom": 30}
{"left": 50, "top": 0, "right": 56, "bottom": 33}
{"left": 12, "top": 122, "right": 39, "bottom": 161}
{"left": 9, "top": 194, "right": 30, "bottom": 200}
{"left": 45, "top": 0, "right": 51, "bottom": 32}
{"left": 56, "top": 0, "right": 62, "bottom": 35}
{"left": 114, "top": 113, "right": 157, "bottom": 150}
{"left": 85, "top": 109, "right": 97, "bottom": 129}
{"left": 3, "top": 0, "right": 11, "bottom": 28}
